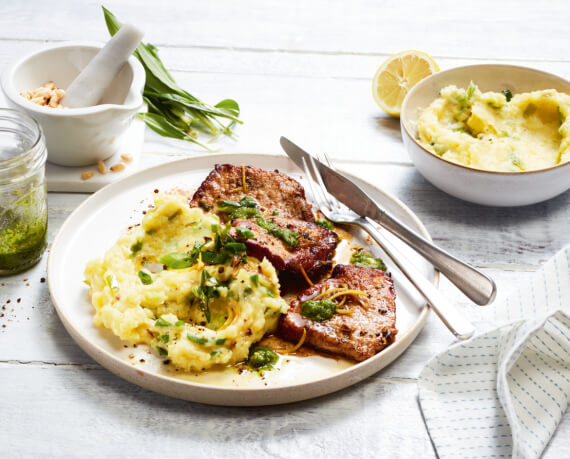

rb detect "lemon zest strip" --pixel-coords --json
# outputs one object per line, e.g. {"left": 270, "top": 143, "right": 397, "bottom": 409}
{"left": 241, "top": 164, "right": 247, "bottom": 193}
{"left": 299, "top": 266, "right": 313, "bottom": 286}
{"left": 328, "top": 290, "right": 368, "bottom": 301}
{"left": 284, "top": 328, "right": 306, "bottom": 354}
{"left": 218, "top": 306, "right": 235, "bottom": 331}
{"left": 313, "top": 287, "right": 349, "bottom": 300}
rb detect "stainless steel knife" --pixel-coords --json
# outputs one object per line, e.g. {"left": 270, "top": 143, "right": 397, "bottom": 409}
{"left": 280, "top": 136, "right": 497, "bottom": 306}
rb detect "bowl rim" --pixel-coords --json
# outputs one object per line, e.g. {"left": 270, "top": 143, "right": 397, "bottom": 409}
{"left": 0, "top": 41, "right": 145, "bottom": 116}
{"left": 400, "top": 63, "right": 570, "bottom": 176}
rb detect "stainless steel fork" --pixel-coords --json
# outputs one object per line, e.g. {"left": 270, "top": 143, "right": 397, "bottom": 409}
{"left": 302, "top": 154, "right": 476, "bottom": 340}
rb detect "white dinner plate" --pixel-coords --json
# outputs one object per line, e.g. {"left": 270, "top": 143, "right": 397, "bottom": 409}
{"left": 48, "top": 154, "right": 434, "bottom": 406}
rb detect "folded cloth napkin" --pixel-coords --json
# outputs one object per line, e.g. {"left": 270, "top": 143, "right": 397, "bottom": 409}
{"left": 418, "top": 245, "right": 570, "bottom": 459}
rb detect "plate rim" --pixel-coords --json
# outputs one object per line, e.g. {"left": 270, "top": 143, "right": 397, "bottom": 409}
{"left": 47, "top": 153, "right": 434, "bottom": 405}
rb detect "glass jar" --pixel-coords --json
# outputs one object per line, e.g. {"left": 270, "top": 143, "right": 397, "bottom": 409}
{"left": 0, "top": 109, "right": 48, "bottom": 275}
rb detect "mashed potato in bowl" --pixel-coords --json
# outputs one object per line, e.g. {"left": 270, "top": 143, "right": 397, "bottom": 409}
{"left": 416, "top": 82, "right": 570, "bottom": 172}
{"left": 84, "top": 192, "right": 288, "bottom": 373}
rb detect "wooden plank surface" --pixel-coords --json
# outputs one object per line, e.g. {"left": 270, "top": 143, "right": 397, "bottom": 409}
{"left": 1, "top": 0, "right": 569, "bottom": 457}
{"left": 2, "top": 0, "right": 570, "bottom": 60}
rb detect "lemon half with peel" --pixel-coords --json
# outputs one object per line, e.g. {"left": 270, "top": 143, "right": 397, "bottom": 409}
{"left": 372, "top": 50, "right": 439, "bottom": 117}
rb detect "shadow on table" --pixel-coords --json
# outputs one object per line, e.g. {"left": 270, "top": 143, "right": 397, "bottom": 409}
{"left": 373, "top": 115, "right": 402, "bottom": 141}
{"left": 398, "top": 168, "right": 570, "bottom": 263}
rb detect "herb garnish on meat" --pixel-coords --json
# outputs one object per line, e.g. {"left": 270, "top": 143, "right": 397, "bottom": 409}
{"left": 301, "top": 298, "right": 337, "bottom": 321}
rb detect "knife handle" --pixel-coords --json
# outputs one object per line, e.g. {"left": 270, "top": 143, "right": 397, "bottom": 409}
{"left": 359, "top": 218, "right": 475, "bottom": 340}
{"left": 367, "top": 214, "right": 497, "bottom": 306}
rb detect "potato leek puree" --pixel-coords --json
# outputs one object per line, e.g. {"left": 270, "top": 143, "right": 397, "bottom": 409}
{"left": 416, "top": 82, "right": 570, "bottom": 172}
{"left": 84, "top": 193, "right": 288, "bottom": 372}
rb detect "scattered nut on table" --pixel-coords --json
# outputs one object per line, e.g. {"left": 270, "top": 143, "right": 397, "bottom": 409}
{"left": 121, "top": 154, "right": 133, "bottom": 163}
{"left": 81, "top": 170, "right": 94, "bottom": 180}
{"left": 110, "top": 163, "right": 126, "bottom": 172}
{"left": 97, "top": 160, "right": 107, "bottom": 175}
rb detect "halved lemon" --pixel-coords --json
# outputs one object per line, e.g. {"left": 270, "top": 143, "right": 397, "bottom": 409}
{"left": 372, "top": 50, "right": 439, "bottom": 117}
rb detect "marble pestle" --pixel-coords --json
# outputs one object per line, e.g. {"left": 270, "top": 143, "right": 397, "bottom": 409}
{"left": 62, "top": 23, "right": 144, "bottom": 108}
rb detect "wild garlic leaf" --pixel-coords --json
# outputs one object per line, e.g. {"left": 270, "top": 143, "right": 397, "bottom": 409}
{"left": 102, "top": 6, "right": 241, "bottom": 147}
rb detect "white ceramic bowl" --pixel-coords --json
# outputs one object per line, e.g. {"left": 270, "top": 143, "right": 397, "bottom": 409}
{"left": 1, "top": 42, "right": 145, "bottom": 167}
{"left": 400, "top": 64, "right": 570, "bottom": 206}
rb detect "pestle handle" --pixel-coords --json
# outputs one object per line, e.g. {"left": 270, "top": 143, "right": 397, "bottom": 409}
{"left": 63, "top": 23, "right": 144, "bottom": 108}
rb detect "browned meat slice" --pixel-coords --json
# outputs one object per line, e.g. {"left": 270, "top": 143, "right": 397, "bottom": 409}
{"left": 190, "top": 164, "right": 314, "bottom": 222}
{"left": 279, "top": 264, "right": 397, "bottom": 361}
{"left": 230, "top": 216, "right": 338, "bottom": 277}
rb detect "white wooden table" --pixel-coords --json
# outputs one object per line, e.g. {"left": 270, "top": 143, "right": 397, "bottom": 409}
{"left": 1, "top": 1, "right": 569, "bottom": 457}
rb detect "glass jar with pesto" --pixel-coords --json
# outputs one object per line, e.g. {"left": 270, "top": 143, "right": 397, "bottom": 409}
{"left": 0, "top": 109, "right": 48, "bottom": 275}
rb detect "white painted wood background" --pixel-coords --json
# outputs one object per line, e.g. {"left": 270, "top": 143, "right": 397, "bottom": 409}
{"left": 1, "top": 1, "right": 569, "bottom": 457}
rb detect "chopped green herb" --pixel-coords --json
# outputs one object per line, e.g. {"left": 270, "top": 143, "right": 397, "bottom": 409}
{"left": 216, "top": 196, "right": 261, "bottom": 220}
{"left": 210, "top": 350, "right": 221, "bottom": 357}
{"left": 502, "top": 89, "right": 513, "bottom": 102}
{"left": 223, "top": 242, "right": 247, "bottom": 254}
{"left": 104, "top": 273, "right": 120, "bottom": 294}
{"left": 350, "top": 248, "right": 387, "bottom": 271}
{"left": 168, "top": 210, "right": 181, "bottom": 220}
{"left": 511, "top": 154, "right": 525, "bottom": 171}
{"left": 159, "top": 242, "right": 202, "bottom": 269}
{"left": 250, "top": 274, "right": 259, "bottom": 287}
{"left": 201, "top": 225, "right": 246, "bottom": 265}
{"left": 174, "top": 320, "right": 185, "bottom": 327}
{"left": 214, "top": 338, "right": 227, "bottom": 345}
{"left": 523, "top": 103, "right": 536, "bottom": 117}
{"left": 155, "top": 317, "right": 172, "bottom": 327}
{"left": 138, "top": 270, "right": 153, "bottom": 285}
{"left": 256, "top": 217, "right": 300, "bottom": 247}
{"left": 201, "top": 251, "right": 228, "bottom": 265}
{"left": 301, "top": 298, "right": 337, "bottom": 321}
{"left": 235, "top": 226, "right": 255, "bottom": 239}
{"left": 189, "top": 269, "right": 221, "bottom": 322}
{"left": 315, "top": 219, "right": 334, "bottom": 230}
{"left": 201, "top": 203, "right": 211, "bottom": 211}
{"left": 160, "top": 334, "right": 169, "bottom": 343}
{"left": 156, "top": 346, "right": 168, "bottom": 356}
{"left": 187, "top": 334, "right": 208, "bottom": 345}
{"left": 272, "top": 210, "right": 279, "bottom": 216}
{"left": 130, "top": 240, "right": 143, "bottom": 257}
{"left": 454, "top": 81, "right": 477, "bottom": 109}
{"left": 248, "top": 345, "right": 279, "bottom": 370}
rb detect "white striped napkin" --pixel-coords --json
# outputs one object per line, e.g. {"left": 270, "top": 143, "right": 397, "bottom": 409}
{"left": 418, "top": 245, "right": 570, "bottom": 458}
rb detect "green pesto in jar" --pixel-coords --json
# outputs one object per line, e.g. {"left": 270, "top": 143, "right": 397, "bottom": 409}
{"left": 0, "top": 188, "right": 48, "bottom": 274}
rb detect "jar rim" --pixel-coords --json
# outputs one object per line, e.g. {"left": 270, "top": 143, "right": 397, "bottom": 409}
{"left": 0, "top": 108, "right": 42, "bottom": 168}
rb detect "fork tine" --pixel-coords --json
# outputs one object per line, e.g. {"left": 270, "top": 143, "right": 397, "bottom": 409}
{"left": 301, "top": 157, "right": 330, "bottom": 213}
{"left": 308, "top": 155, "right": 337, "bottom": 211}
{"left": 317, "top": 152, "right": 344, "bottom": 211}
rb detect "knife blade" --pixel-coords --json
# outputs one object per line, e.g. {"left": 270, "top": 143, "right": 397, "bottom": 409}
{"left": 280, "top": 137, "right": 388, "bottom": 222}
{"left": 280, "top": 136, "right": 497, "bottom": 306}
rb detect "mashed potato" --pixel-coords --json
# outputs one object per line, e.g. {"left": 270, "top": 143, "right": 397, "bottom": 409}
{"left": 84, "top": 192, "right": 288, "bottom": 372}
{"left": 416, "top": 82, "right": 570, "bottom": 172}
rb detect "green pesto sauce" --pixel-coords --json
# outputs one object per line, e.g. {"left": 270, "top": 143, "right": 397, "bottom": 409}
{"left": 247, "top": 345, "right": 279, "bottom": 370}
{"left": 300, "top": 298, "right": 337, "bottom": 322}
{"left": 350, "top": 248, "right": 387, "bottom": 271}
{"left": 0, "top": 205, "right": 47, "bottom": 274}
